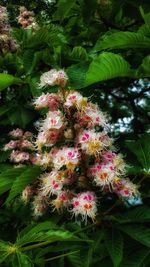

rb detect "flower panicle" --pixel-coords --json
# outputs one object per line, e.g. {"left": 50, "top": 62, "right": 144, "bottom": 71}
{"left": 4, "top": 69, "right": 142, "bottom": 223}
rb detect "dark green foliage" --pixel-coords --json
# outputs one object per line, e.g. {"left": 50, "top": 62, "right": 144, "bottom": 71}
{"left": 0, "top": 0, "right": 150, "bottom": 266}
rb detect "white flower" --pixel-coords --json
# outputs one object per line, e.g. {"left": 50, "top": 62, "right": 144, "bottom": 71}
{"left": 89, "top": 163, "right": 116, "bottom": 187}
{"left": 40, "top": 170, "right": 66, "bottom": 196}
{"left": 53, "top": 147, "right": 80, "bottom": 170}
{"left": 76, "top": 103, "right": 107, "bottom": 128}
{"left": 64, "top": 91, "right": 87, "bottom": 110}
{"left": 77, "top": 130, "right": 106, "bottom": 155}
{"left": 39, "top": 69, "right": 68, "bottom": 88}
{"left": 42, "top": 110, "right": 64, "bottom": 131}
{"left": 71, "top": 191, "right": 97, "bottom": 222}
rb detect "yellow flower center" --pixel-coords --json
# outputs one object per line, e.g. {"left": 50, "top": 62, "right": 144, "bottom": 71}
{"left": 88, "top": 141, "right": 102, "bottom": 154}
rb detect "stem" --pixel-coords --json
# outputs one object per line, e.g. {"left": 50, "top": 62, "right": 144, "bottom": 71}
{"left": 19, "top": 240, "right": 56, "bottom": 252}
{"left": 73, "top": 222, "right": 96, "bottom": 234}
{"left": 138, "top": 172, "right": 150, "bottom": 185}
{"left": 45, "top": 250, "right": 80, "bottom": 262}
{"left": 60, "top": 86, "right": 66, "bottom": 100}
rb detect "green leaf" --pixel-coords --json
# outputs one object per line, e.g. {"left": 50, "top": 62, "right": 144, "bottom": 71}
{"left": 115, "top": 206, "right": 150, "bottom": 223}
{"left": 85, "top": 52, "right": 133, "bottom": 86}
{"left": 104, "top": 228, "right": 123, "bottom": 267}
{"left": 93, "top": 32, "right": 150, "bottom": 51}
{"left": 6, "top": 166, "right": 41, "bottom": 204}
{"left": 0, "top": 106, "right": 11, "bottom": 116}
{"left": 120, "top": 248, "right": 150, "bottom": 267}
{"left": 140, "top": 7, "right": 150, "bottom": 33}
{"left": 12, "top": 252, "right": 34, "bottom": 267}
{"left": 0, "top": 73, "right": 22, "bottom": 91}
{"left": 67, "top": 63, "right": 89, "bottom": 89}
{"left": 25, "top": 26, "right": 67, "bottom": 49}
{"left": 0, "top": 240, "right": 12, "bottom": 264}
{"left": 70, "top": 46, "right": 88, "bottom": 61}
{"left": 138, "top": 24, "right": 150, "bottom": 37}
{"left": 9, "top": 107, "right": 35, "bottom": 128}
{"left": 54, "top": 0, "right": 77, "bottom": 22}
{"left": 16, "top": 221, "right": 58, "bottom": 246}
{"left": 23, "top": 50, "right": 50, "bottom": 75}
{"left": 125, "top": 133, "right": 150, "bottom": 172}
{"left": 0, "top": 240, "right": 10, "bottom": 252}
{"left": 12, "top": 28, "right": 27, "bottom": 43}
{"left": 67, "top": 250, "right": 82, "bottom": 267}
{"left": 22, "top": 50, "right": 35, "bottom": 74}
{"left": 119, "top": 224, "right": 150, "bottom": 247}
{"left": 114, "top": 8, "right": 123, "bottom": 23}
{"left": 138, "top": 55, "right": 150, "bottom": 76}
{"left": 16, "top": 221, "right": 81, "bottom": 247}
{"left": 0, "top": 167, "right": 27, "bottom": 196}
{"left": 0, "top": 151, "right": 11, "bottom": 163}
{"left": 28, "top": 77, "right": 40, "bottom": 97}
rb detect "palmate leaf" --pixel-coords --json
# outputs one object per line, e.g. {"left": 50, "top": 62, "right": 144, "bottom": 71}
{"left": 0, "top": 240, "right": 13, "bottom": 264}
{"left": 84, "top": 52, "right": 133, "bottom": 87}
{"left": 104, "top": 228, "right": 123, "bottom": 267}
{"left": 119, "top": 224, "right": 150, "bottom": 248}
{"left": 120, "top": 248, "right": 150, "bottom": 267}
{"left": 16, "top": 221, "right": 58, "bottom": 246}
{"left": 0, "top": 73, "right": 22, "bottom": 91}
{"left": 5, "top": 166, "right": 41, "bottom": 204}
{"left": 125, "top": 133, "right": 150, "bottom": 172}
{"left": 16, "top": 221, "right": 81, "bottom": 247}
{"left": 93, "top": 31, "right": 150, "bottom": 51}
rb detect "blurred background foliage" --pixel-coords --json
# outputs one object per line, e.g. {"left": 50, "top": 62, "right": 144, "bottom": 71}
{"left": 0, "top": 0, "right": 150, "bottom": 266}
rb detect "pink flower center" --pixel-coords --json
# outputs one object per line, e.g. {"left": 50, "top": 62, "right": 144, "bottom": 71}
{"left": 68, "top": 151, "right": 75, "bottom": 159}
{"left": 82, "top": 133, "right": 90, "bottom": 141}
{"left": 51, "top": 118, "right": 57, "bottom": 125}
{"left": 83, "top": 194, "right": 93, "bottom": 201}
{"left": 69, "top": 95, "right": 76, "bottom": 101}
{"left": 96, "top": 117, "right": 101, "bottom": 122}
{"left": 73, "top": 201, "right": 79, "bottom": 207}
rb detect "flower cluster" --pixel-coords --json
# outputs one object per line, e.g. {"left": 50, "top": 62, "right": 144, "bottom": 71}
{"left": 39, "top": 69, "right": 68, "bottom": 88}
{"left": 4, "top": 69, "right": 142, "bottom": 222}
{"left": 18, "top": 6, "right": 39, "bottom": 31}
{"left": 3, "top": 128, "right": 34, "bottom": 163}
{"left": 0, "top": 5, "right": 17, "bottom": 53}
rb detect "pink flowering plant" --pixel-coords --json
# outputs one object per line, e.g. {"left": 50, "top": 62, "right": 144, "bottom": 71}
{"left": 4, "top": 69, "right": 142, "bottom": 222}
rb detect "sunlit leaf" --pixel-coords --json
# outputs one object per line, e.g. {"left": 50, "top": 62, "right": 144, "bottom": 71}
{"left": 0, "top": 73, "right": 22, "bottom": 91}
